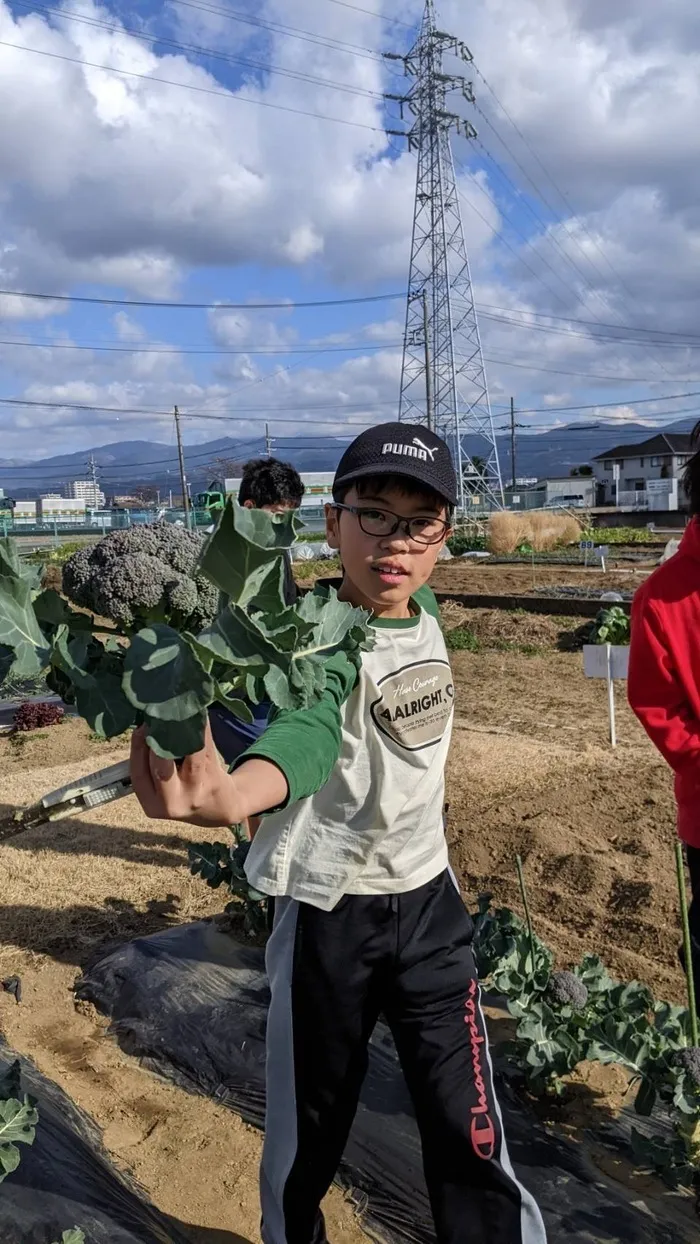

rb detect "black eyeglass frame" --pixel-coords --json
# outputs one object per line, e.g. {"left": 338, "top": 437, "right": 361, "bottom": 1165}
{"left": 332, "top": 502, "right": 450, "bottom": 546}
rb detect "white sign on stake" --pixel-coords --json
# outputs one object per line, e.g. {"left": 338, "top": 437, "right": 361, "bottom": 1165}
{"left": 583, "top": 643, "right": 630, "bottom": 747}
{"left": 594, "top": 545, "right": 609, "bottom": 573}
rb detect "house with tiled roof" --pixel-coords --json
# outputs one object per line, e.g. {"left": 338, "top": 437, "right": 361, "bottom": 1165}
{"left": 591, "top": 432, "right": 693, "bottom": 507}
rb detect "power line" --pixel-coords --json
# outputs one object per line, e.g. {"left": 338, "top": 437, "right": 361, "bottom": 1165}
{"left": 319, "top": 0, "right": 414, "bottom": 27}
{"left": 5, "top": 330, "right": 698, "bottom": 382}
{"left": 455, "top": 171, "right": 580, "bottom": 314}
{"left": 0, "top": 338, "right": 401, "bottom": 355}
{"left": 12, "top": 1, "right": 385, "bottom": 102}
{"left": 0, "top": 394, "right": 396, "bottom": 416}
{"left": 167, "top": 0, "right": 386, "bottom": 63}
{"left": 474, "top": 308, "right": 700, "bottom": 351}
{"left": 509, "top": 391, "right": 700, "bottom": 415}
{"left": 0, "top": 287, "right": 401, "bottom": 309}
{"left": 471, "top": 60, "right": 663, "bottom": 338}
{"left": 468, "top": 69, "right": 677, "bottom": 384}
{"left": 481, "top": 353, "right": 700, "bottom": 383}
{"left": 0, "top": 39, "right": 396, "bottom": 134}
{"left": 476, "top": 302, "right": 700, "bottom": 343}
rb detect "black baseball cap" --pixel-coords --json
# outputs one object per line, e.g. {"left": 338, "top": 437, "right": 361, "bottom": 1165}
{"left": 333, "top": 422, "right": 457, "bottom": 506}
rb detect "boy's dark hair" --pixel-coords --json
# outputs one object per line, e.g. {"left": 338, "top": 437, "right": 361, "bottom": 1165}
{"left": 238, "top": 458, "right": 304, "bottom": 508}
{"left": 333, "top": 472, "right": 454, "bottom": 522}
{"left": 684, "top": 423, "right": 700, "bottom": 516}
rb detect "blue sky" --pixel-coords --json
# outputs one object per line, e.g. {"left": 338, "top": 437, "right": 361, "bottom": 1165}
{"left": 1, "top": 0, "right": 700, "bottom": 470}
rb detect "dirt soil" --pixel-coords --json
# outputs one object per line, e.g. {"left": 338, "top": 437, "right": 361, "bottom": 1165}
{"left": 0, "top": 639, "right": 692, "bottom": 1236}
{"left": 429, "top": 559, "right": 654, "bottom": 597}
{"left": 439, "top": 600, "right": 584, "bottom": 650}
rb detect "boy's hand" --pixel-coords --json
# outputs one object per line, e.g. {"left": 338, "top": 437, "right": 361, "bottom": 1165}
{"left": 130, "top": 722, "right": 289, "bottom": 827}
{"left": 130, "top": 721, "right": 243, "bottom": 827}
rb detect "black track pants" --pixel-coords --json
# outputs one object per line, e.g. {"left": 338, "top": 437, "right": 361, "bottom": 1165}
{"left": 261, "top": 870, "right": 547, "bottom": 1244}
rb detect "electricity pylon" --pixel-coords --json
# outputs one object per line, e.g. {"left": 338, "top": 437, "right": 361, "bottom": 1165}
{"left": 386, "top": 0, "right": 504, "bottom": 509}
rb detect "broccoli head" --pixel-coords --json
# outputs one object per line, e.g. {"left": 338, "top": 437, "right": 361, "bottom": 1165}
{"left": 674, "top": 1047, "right": 700, "bottom": 1088}
{"left": 62, "top": 522, "right": 218, "bottom": 631}
{"left": 548, "top": 970, "right": 588, "bottom": 1011}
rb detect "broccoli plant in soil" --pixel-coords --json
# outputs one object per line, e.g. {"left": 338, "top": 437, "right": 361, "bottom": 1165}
{"left": 0, "top": 503, "right": 372, "bottom": 760}
{"left": 472, "top": 891, "right": 700, "bottom": 1192}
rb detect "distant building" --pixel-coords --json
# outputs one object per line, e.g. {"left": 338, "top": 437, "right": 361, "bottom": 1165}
{"left": 67, "top": 479, "right": 105, "bottom": 508}
{"left": 505, "top": 476, "right": 594, "bottom": 510}
{"left": 111, "top": 494, "right": 147, "bottom": 509}
{"left": 38, "top": 497, "right": 87, "bottom": 524}
{"left": 591, "top": 433, "right": 692, "bottom": 508}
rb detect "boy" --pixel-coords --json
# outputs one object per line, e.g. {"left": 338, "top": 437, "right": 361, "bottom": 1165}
{"left": 131, "top": 422, "right": 547, "bottom": 1244}
{"left": 628, "top": 429, "right": 700, "bottom": 1012}
{"left": 208, "top": 456, "right": 304, "bottom": 766}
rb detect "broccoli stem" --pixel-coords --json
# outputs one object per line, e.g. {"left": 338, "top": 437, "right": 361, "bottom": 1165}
{"left": 516, "top": 853, "right": 537, "bottom": 977}
{"left": 675, "top": 841, "right": 699, "bottom": 1044}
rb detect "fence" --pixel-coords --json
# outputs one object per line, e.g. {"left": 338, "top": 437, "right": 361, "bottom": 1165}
{"left": 616, "top": 491, "right": 649, "bottom": 510}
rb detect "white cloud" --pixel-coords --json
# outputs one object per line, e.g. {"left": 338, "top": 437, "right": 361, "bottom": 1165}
{"left": 1, "top": 0, "right": 700, "bottom": 459}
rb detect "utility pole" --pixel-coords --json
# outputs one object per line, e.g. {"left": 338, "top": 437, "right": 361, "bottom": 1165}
{"left": 421, "top": 289, "right": 434, "bottom": 433}
{"left": 388, "top": 0, "right": 504, "bottom": 509}
{"left": 265, "top": 423, "right": 272, "bottom": 456}
{"left": 174, "top": 405, "right": 191, "bottom": 529}
{"left": 510, "top": 397, "right": 516, "bottom": 490}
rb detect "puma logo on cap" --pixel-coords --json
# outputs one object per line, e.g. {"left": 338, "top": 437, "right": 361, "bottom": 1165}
{"left": 381, "top": 436, "right": 439, "bottom": 463}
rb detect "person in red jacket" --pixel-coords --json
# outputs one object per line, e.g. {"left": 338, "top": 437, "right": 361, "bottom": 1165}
{"left": 628, "top": 437, "right": 700, "bottom": 1010}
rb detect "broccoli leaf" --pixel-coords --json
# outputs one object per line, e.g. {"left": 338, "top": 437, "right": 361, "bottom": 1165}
{"left": 0, "top": 563, "right": 49, "bottom": 680}
{"left": 52, "top": 1231, "right": 85, "bottom": 1244}
{"left": 0, "top": 1094, "right": 38, "bottom": 1182}
{"left": 144, "top": 712, "right": 209, "bottom": 760}
{"left": 52, "top": 629, "right": 135, "bottom": 739}
{"left": 212, "top": 684, "right": 254, "bottom": 723}
{"left": 124, "top": 625, "right": 214, "bottom": 723}
{"left": 188, "top": 840, "right": 231, "bottom": 888}
{"left": 198, "top": 500, "right": 299, "bottom": 601}
{"left": 33, "top": 589, "right": 100, "bottom": 635}
{"left": 194, "top": 605, "right": 285, "bottom": 671}
{"left": 238, "top": 557, "right": 287, "bottom": 614}
{"left": 587, "top": 1015, "right": 657, "bottom": 1073}
{"left": 295, "top": 587, "right": 370, "bottom": 652}
{"left": 0, "top": 539, "right": 22, "bottom": 580}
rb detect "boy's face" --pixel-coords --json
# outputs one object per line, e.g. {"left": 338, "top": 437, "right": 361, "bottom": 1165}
{"left": 325, "top": 482, "right": 451, "bottom": 617}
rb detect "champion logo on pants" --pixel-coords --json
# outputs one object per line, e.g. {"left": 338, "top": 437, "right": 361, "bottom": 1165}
{"left": 464, "top": 978, "right": 496, "bottom": 1160}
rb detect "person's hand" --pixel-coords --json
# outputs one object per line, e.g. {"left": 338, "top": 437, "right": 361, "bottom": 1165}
{"left": 130, "top": 720, "right": 242, "bottom": 826}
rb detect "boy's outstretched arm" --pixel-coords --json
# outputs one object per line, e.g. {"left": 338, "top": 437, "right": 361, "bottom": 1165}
{"left": 628, "top": 596, "right": 700, "bottom": 776}
{"left": 131, "top": 650, "right": 358, "bottom": 826}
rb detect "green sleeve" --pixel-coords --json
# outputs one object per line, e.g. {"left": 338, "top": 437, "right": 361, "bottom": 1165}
{"left": 413, "top": 583, "right": 441, "bottom": 621}
{"left": 235, "top": 650, "right": 359, "bottom": 805}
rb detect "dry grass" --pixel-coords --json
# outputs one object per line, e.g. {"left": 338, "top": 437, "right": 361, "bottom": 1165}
{"left": 0, "top": 739, "right": 224, "bottom": 966}
{"left": 487, "top": 511, "right": 582, "bottom": 554}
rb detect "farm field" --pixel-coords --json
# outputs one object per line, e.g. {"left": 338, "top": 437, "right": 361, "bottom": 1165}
{"left": 0, "top": 550, "right": 693, "bottom": 1237}
{"left": 429, "top": 557, "right": 655, "bottom": 597}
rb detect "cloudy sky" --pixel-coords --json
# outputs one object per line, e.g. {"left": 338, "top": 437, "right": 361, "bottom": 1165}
{"left": 2, "top": 0, "right": 700, "bottom": 473}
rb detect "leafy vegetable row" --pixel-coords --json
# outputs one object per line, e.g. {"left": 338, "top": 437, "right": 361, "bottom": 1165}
{"left": 471, "top": 895, "right": 700, "bottom": 1190}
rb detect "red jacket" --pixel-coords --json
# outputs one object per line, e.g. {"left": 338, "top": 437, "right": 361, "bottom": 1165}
{"left": 628, "top": 518, "right": 700, "bottom": 846}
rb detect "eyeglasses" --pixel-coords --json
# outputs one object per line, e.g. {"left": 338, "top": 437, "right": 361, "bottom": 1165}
{"left": 333, "top": 503, "right": 449, "bottom": 546}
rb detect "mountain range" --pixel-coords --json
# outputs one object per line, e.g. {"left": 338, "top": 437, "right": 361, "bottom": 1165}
{"left": 0, "top": 418, "right": 695, "bottom": 499}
